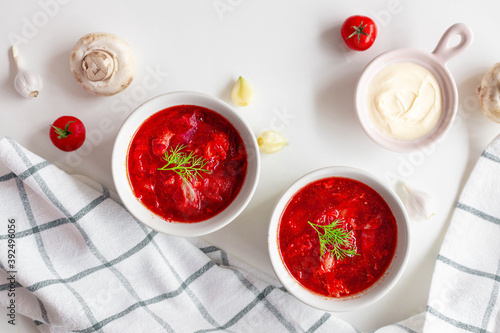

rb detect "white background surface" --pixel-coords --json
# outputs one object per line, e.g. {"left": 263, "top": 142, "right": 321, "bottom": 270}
{"left": 1, "top": 0, "right": 500, "bottom": 332}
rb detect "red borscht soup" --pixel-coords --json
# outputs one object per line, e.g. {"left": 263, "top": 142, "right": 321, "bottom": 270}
{"left": 127, "top": 105, "right": 247, "bottom": 223}
{"left": 278, "top": 177, "right": 397, "bottom": 298}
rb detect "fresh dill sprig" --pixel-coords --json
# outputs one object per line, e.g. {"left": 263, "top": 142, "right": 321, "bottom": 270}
{"left": 308, "top": 220, "right": 358, "bottom": 261}
{"left": 157, "top": 144, "right": 211, "bottom": 182}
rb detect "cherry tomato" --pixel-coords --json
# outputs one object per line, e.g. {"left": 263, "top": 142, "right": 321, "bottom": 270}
{"left": 49, "top": 116, "right": 86, "bottom": 152}
{"left": 341, "top": 15, "right": 377, "bottom": 51}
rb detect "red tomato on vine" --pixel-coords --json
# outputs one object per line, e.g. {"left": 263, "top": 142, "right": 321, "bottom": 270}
{"left": 341, "top": 15, "right": 377, "bottom": 51}
{"left": 50, "top": 116, "right": 86, "bottom": 152}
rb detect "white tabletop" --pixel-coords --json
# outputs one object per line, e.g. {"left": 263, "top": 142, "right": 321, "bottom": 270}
{"left": 2, "top": 0, "right": 500, "bottom": 331}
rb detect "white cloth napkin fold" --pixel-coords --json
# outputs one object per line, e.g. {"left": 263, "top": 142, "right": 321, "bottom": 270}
{"left": 1, "top": 134, "right": 499, "bottom": 333}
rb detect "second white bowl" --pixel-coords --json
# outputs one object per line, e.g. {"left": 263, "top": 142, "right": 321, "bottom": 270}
{"left": 268, "top": 166, "right": 410, "bottom": 312}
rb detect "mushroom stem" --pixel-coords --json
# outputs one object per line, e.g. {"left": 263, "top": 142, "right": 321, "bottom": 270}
{"left": 82, "top": 51, "right": 115, "bottom": 82}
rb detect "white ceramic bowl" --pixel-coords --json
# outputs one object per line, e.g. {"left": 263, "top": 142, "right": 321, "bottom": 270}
{"left": 355, "top": 23, "right": 472, "bottom": 152}
{"left": 268, "top": 166, "right": 410, "bottom": 312}
{"left": 112, "top": 91, "right": 260, "bottom": 237}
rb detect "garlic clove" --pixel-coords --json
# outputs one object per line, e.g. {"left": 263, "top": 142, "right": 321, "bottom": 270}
{"left": 14, "top": 70, "right": 43, "bottom": 98}
{"left": 400, "top": 182, "right": 436, "bottom": 222}
{"left": 257, "top": 130, "right": 288, "bottom": 154}
{"left": 231, "top": 76, "right": 254, "bottom": 106}
{"left": 11, "top": 46, "right": 43, "bottom": 98}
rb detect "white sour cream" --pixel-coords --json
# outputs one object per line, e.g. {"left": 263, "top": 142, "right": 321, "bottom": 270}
{"left": 366, "top": 62, "right": 442, "bottom": 141}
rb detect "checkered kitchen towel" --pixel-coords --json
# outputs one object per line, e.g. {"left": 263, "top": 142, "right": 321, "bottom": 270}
{"left": 421, "top": 135, "right": 500, "bottom": 333}
{"left": 1, "top": 134, "right": 500, "bottom": 333}
{"left": 0, "top": 136, "right": 357, "bottom": 333}
{"left": 374, "top": 134, "right": 500, "bottom": 333}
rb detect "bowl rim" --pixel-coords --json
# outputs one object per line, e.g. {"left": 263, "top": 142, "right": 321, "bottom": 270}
{"left": 355, "top": 48, "right": 458, "bottom": 153}
{"left": 268, "top": 166, "right": 411, "bottom": 312}
{"left": 112, "top": 91, "right": 260, "bottom": 237}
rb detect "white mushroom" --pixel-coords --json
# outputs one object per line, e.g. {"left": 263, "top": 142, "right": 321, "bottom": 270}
{"left": 70, "top": 32, "right": 135, "bottom": 96}
{"left": 478, "top": 63, "right": 500, "bottom": 123}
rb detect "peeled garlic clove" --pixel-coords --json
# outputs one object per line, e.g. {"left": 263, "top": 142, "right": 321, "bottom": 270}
{"left": 231, "top": 76, "right": 254, "bottom": 106}
{"left": 257, "top": 130, "right": 288, "bottom": 154}
{"left": 11, "top": 46, "right": 43, "bottom": 98}
{"left": 400, "top": 182, "right": 436, "bottom": 222}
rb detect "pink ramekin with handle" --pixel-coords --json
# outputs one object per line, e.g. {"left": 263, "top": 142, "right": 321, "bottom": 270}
{"left": 355, "top": 23, "right": 473, "bottom": 152}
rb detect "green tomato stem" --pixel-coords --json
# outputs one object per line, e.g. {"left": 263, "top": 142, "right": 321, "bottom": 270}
{"left": 51, "top": 121, "right": 75, "bottom": 139}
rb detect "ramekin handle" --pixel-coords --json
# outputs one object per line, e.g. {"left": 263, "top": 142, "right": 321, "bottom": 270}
{"left": 432, "top": 23, "right": 473, "bottom": 64}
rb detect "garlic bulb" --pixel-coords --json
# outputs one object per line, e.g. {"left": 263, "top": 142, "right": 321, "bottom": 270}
{"left": 257, "top": 130, "right": 288, "bottom": 154}
{"left": 400, "top": 182, "right": 436, "bottom": 222}
{"left": 12, "top": 46, "right": 43, "bottom": 98}
{"left": 231, "top": 76, "right": 254, "bottom": 106}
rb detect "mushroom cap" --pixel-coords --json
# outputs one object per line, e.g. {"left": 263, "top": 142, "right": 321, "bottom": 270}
{"left": 478, "top": 63, "right": 500, "bottom": 123}
{"left": 70, "top": 32, "right": 135, "bottom": 96}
